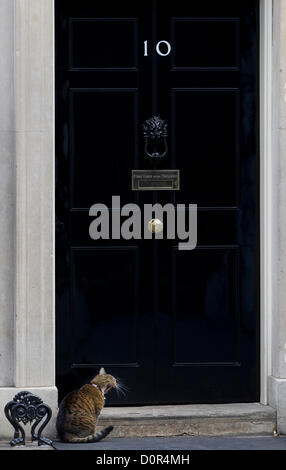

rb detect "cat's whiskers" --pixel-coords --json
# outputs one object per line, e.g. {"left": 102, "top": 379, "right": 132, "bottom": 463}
{"left": 115, "top": 377, "right": 130, "bottom": 398}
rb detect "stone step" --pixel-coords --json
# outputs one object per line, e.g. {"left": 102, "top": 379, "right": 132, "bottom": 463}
{"left": 98, "top": 403, "right": 276, "bottom": 438}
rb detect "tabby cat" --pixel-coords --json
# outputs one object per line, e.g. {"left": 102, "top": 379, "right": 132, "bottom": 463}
{"left": 56, "top": 368, "right": 118, "bottom": 443}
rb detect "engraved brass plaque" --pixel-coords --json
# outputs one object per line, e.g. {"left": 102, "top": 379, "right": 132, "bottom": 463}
{"left": 132, "top": 170, "right": 180, "bottom": 191}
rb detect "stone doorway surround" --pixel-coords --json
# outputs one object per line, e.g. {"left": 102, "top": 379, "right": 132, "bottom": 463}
{"left": 0, "top": 0, "right": 286, "bottom": 439}
{"left": 0, "top": 0, "right": 57, "bottom": 438}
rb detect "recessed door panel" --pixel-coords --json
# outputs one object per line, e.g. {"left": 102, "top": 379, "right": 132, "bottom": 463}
{"left": 70, "top": 18, "right": 138, "bottom": 70}
{"left": 172, "top": 247, "right": 240, "bottom": 365}
{"left": 70, "top": 89, "right": 138, "bottom": 208}
{"left": 71, "top": 248, "right": 139, "bottom": 365}
{"left": 173, "top": 89, "right": 239, "bottom": 206}
{"left": 171, "top": 18, "right": 240, "bottom": 69}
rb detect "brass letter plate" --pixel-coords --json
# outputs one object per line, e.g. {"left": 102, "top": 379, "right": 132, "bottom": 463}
{"left": 132, "top": 170, "right": 180, "bottom": 191}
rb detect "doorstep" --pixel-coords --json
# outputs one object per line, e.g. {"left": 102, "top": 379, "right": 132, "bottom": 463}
{"left": 97, "top": 403, "right": 276, "bottom": 438}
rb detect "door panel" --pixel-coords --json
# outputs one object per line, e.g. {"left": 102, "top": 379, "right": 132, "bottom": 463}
{"left": 173, "top": 88, "right": 239, "bottom": 206}
{"left": 70, "top": 18, "right": 138, "bottom": 70}
{"left": 171, "top": 18, "right": 240, "bottom": 70}
{"left": 56, "top": 0, "right": 259, "bottom": 404}
{"left": 70, "top": 89, "right": 138, "bottom": 207}
{"left": 71, "top": 247, "right": 139, "bottom": 365}
{"left": 172, "top": 247, "right": 239, "bottom": 365}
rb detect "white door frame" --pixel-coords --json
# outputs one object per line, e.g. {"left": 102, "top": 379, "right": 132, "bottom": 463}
{"left": 260, "top": 0, "right": 273, "bottom": 405}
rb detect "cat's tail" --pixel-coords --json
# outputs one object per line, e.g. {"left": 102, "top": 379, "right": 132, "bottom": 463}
{"left": 64, "top": 426, "right": 114, "bottom": 443}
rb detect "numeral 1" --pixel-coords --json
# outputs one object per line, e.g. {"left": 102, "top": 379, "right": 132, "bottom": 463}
{"left": 144, "top": 40, "right": 148, "bottom": 57}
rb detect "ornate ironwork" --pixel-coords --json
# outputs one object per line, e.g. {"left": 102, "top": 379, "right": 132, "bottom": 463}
{"left": 4, "top": 391, "right": 52, "bottom": 447}
{"left": 143, "top": 116, "right": 168, "bottom": 160}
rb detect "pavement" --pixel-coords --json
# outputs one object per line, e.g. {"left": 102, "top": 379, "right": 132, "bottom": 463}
{"left": 53, "top": 435, "right": 286, "bottom": 450}
{"left": 1, "top": 435, "right": 286, "bottom": 451}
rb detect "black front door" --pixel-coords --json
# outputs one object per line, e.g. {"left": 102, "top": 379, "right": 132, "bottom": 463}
{"left": 56, "top": 0, "right": 260, "bottom": 404}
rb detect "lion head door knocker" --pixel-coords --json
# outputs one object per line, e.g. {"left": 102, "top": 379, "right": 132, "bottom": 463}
{"left": 143, "top": 116, "right": 168, "bottom": 163}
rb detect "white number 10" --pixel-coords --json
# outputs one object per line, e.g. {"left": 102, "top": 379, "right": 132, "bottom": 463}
{"left": 144, "top": 40, "right": 172, "bottom": 57}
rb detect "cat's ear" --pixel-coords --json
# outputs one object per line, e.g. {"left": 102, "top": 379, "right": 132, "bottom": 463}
{"left": 99, "top": 367, "right": 106, "bottom": 375}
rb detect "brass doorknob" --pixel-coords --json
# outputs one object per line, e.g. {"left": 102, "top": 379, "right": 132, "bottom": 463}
{"left": 148, "top": 219, "right": 163, "bottom": 234}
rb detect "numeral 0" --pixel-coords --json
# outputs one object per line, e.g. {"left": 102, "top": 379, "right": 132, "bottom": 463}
{"left": 144, "top": 40, "right": 172, "bottom": 57}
